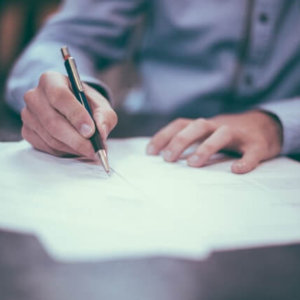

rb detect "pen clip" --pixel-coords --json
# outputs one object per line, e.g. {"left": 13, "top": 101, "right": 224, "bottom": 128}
{"left": 67, "top": 58, "right": 84, "bottom": 92}
{"left": 61, "top": 46, "right": 84, "bottom": 92}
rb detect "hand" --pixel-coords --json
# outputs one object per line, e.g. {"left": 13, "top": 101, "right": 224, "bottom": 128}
{"left": 21, "top": 71, "right": 117, "bottom": 158}
{"left": 147, "top": 111, "right": 283, "bottom": 174}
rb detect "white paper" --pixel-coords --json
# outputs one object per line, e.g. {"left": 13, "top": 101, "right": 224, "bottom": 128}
{"left": 0, "top": 138, "right": 299, "bottom": 262}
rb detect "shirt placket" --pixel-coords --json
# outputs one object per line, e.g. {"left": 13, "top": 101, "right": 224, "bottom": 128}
{"left": 236, "top": 0, "right": 276, "bottom": 98}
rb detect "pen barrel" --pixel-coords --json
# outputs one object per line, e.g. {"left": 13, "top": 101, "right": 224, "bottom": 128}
{"left": 64, "top": 58, "right": 83, "bottom": 92}
{"left": 76, "top": 91, "right": 93, "bottom": 116}
{"left": 77, "top": 92, "right": 105, "bottom": 151}
{"left": 64, "top": 59, "right": 93, "bottom": 115}
{"left": 64, "top": 57, "right": 105, "bottom": 152}
{"left": 90, "top": 127, "right": 106, "bottom": 152}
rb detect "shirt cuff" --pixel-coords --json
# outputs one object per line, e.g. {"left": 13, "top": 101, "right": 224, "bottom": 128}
{"left": 258, "top": 98, "right": 300, "bottom": 155}
{"left": 81, "top": 76, "right": 112, "bottom": 103}
{"left": 5, "top": 41, "right": 112, "bottom": 112}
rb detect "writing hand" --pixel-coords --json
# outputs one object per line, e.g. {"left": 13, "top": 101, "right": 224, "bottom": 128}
{"left": 21, "top": 71, "right": 117, "bottom": 158}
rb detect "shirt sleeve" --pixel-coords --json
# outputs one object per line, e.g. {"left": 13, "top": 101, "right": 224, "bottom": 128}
{"left": 5, "top": 0, "right": 145, "bottom": 113}
{"left": 258, "top": 98, "right": 300, "bottom": 155}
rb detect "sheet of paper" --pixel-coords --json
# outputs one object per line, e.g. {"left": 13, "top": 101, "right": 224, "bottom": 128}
{"left": 0, "top": 138, "right": 299, "bottom": 262}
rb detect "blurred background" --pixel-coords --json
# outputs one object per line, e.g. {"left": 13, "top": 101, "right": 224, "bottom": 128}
{"left": 0, "top": 0, "right": 143, "bottom": 141}
{"left": 0, "top": 0, "right": 61, "bottom": 140}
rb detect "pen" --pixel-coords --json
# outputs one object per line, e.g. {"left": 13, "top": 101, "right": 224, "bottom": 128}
{"left": 61, "top": 46, "right": 110, "bottom": 174}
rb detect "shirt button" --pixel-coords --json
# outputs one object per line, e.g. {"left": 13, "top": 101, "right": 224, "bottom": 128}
{"left": 259, "top": 12, "right": 269, "bottom": 24}
{"left": 244, "top": 74, "right": 254, "bottom": 86}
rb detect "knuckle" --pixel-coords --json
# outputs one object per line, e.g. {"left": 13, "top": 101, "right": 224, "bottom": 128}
{"left": 201, "top": 143, "right": 215, "bottom": 154}
{"left": 46, "top": 135, "right": 61, "bottom": 150}
{"left": 194, "top": 118, "right": 211, "bottom": 130}
{"left": 46, "top": 117, "right": 60, "bottom": 134}
{"left": 39, "top": 72, "right": 51, "bottom": 87}
{"left": 109, "top": 110, "right": 118, "bottom": 128}
{"left": 74, "top": 139, "right": 90, "bottom": 154}
{"left": 220, "top": 125, "right": 231, "bottom": 134}
{"left": 50, "top": 86, "right": 67, "bottom": 106}
{"left": 174, "top": 118, "right": 189, "bottom": 127}
{"left": 24, "top": 89, "right": 36, "bottom": 106}
{"left": 39, "top": 71, "right": 57, "bottom": 86}
{"left": 20, "top": 108, "right": 27, "bottom": 123}
{"left": 219, "top": 125, "right": 233, "bottom": 141}
{"left": 39, "top": 71, "right": 67, "bottom": 99}
{"left": 69, "top": 105, "right": 85, "bottom": 122}
{"left": 173, "top": 133, "right": 189, "bottom": 146}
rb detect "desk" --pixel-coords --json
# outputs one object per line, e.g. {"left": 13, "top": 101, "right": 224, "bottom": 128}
{"left": 0, "top": 98, "right": 300, "bottom": 300}
{"left": 1, "top": 230, "right": 300, "bottom": 300}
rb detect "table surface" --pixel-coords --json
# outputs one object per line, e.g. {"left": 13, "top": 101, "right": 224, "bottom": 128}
{"left": 1, "top": 97, "right": 300, "bottom": 300}
{"left": 0, "top": 230, "right": 300, "bottom": 300}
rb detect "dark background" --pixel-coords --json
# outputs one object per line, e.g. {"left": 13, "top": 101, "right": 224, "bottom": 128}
{"left": 0, "top": 0, "right": 60, "bottom": 141}
{"left": 0, "top": 0, "right": 143, "bottom": 141}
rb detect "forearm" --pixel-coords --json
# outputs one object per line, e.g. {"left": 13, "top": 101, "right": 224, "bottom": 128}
{"left": 5, "top": 0, "right": 145, "bottom": 112}
{"left": 5, "top": 41, "right": 108, "bottom": 112}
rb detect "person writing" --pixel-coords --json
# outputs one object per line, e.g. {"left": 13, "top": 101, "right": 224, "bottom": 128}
{"left": 5, "top": 0, "right": 300, "bottom": 174}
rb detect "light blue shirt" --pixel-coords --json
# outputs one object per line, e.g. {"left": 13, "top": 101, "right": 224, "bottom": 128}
{"left": 5, "top": 0, "right": 300, "bottom": 154}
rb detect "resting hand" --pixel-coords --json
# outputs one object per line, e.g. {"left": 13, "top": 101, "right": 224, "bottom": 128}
{"left": 147, "top": 111, "right": 282, "bottom": 174}
{"left": 21, "top": 71, "right": 117, "bottom": 158}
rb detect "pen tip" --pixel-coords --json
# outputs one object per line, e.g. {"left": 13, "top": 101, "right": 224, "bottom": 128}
{"left": 97, "top": 150, "right": 110, "bottom": 174}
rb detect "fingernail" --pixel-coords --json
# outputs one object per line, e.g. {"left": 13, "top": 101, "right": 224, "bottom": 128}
{"left": 234, "top": 163, "right": 242, "bottom": 170}
{"left": 80, "top": 123, "right": 93, "bottom": 138}
{"left": 163, "top": 150, "right": 173, "bottom": 161}
{"left": 146, "top": 144, "right": 156, "bottom": 155}
{"left": 188, "top": 155, "right": 200, "bottom": 165}
{"left": 233, "top": 162, "right": 246, "bottom": 172}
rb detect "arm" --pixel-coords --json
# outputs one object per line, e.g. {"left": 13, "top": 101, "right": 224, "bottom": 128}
{"left": 5, "top": 0, "right": 146, "bottom": 112}
{"left": 5, "top": 0, "right": 145, "bottom": 159}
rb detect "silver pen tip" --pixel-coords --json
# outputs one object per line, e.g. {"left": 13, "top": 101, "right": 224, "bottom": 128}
{"left": 97, "top": 150, "right": 110, "bottom": 174}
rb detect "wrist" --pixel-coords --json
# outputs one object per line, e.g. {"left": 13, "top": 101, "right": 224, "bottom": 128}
{"left": 256, "top": 109, "right": 283, "bottom": 142}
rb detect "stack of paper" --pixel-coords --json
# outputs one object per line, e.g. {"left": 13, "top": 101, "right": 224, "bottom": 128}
{"left": 0, "top": 138, "right": 299, "bottom": 261}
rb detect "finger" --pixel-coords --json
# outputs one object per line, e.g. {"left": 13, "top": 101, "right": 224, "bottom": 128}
{"left": 25, "top": 91, "right": 95, "bottom": 157}
{"left": 86, "top": 85, "right": 118, "bottom": 141}
{"left": 162, "top": 118, "right": 216, "bottom": 162}
{"left": 231, "top": 148, "right": 263, "bottom": 174}
{"left": 187, "top": 125, "right": 232, "bottom": 167}
{"left": 40, "top": 72, "right": 96, "bottom": 138}
{"left": 146, "top": 118, "right": 191, "bottom": 155}
{"left": 22, "top": 125, "right": 64, "bottom": 157}
{"left": 21, "top": 107, "right": 81, "bottom": 156}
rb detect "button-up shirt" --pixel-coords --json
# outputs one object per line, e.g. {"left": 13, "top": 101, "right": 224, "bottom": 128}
{"left": 5, "top": 0, "right": 300, "bottom": 154}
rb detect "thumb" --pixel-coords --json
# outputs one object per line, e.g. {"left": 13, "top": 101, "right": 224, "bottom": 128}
{"left": 231, "top": 148, "right": 262, "bottom": 174}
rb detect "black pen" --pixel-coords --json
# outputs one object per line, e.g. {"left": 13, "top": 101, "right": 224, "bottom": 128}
{"left": 61, "top": 46, "right": 110, "bottom": 174}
